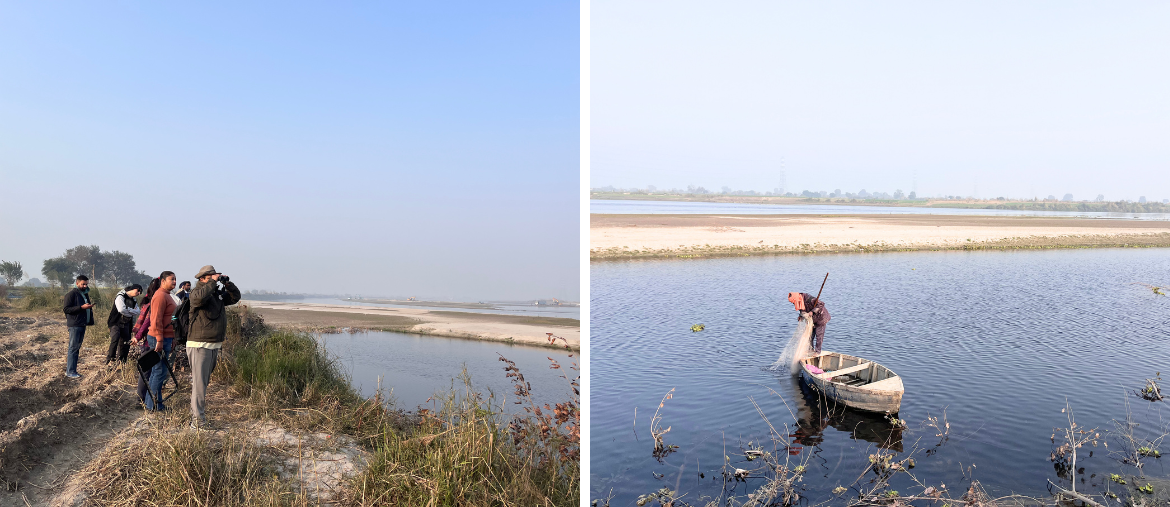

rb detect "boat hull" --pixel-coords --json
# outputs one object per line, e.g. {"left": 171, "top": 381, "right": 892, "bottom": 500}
{"left": 798, "top": 352, "right": 903, "bottom": 414}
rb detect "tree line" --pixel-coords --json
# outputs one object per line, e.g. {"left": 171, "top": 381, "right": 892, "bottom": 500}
{"left": 0, "top": 245, "right": 153, "bottom": 289}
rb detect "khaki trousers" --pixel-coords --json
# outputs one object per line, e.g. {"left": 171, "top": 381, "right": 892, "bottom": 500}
{"left": 187, "top": 346, "right": 219, "bottom": 424}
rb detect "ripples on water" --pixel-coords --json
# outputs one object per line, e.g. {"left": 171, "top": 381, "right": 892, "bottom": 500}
{"left": 591, "top": 249, "right": 1170, "bottom": 504}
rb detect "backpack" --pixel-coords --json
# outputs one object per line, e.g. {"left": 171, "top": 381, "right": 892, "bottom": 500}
{"left": 173, "top": 297, "right": 192, "bottom": 345}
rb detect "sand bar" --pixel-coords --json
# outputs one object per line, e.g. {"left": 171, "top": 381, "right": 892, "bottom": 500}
{"left": 241, "top": 300, "right": 580, "bottom": 350}
{"left": 592, "top": 214, "right": 1170, "bottom": 260}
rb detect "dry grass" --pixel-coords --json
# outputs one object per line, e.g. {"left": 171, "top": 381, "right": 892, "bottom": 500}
{"left": 83, "top": 411, "right": 290, "bottom": 506}
{"left": 348, "top": 373, "right": 579, "bottom": 506}
{"left": 72, "top": 306, "right": 580, "bottom": 506}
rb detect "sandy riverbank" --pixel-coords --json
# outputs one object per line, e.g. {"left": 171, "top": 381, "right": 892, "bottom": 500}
{"left": 240, "top": 300, "right": 580, "bottom": 350}
{"left": 591, "top": 214, "right": 1170, "bottom": 260}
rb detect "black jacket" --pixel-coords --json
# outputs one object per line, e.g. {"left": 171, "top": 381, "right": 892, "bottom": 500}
{"left": 106, "top": 291, "right": 138, "bottom": 327}
{"left": 63, "top": 288, "right": 95, "bottom": 327}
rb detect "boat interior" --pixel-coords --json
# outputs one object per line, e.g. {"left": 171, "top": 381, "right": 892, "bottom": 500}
{"left": 801, "top": 352, "right": 901, "bottom": 390}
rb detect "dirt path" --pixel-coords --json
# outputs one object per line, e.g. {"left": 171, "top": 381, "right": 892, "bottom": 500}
{"left": 0, "top": 312, "right": 146, "bottom": 506}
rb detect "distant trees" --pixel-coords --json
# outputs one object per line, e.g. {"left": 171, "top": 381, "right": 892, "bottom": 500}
{"left": 893, "top": 189, "right": 905, "bottom": 199}
{"left": 1096, "top": 194, "right": 1105, "bottom": 202}
{"left": 40, "top": 245, "right": 151, "bottom": 288}
{"left": 41, "top": 257, "right": 75, "bottom": 287}
{"left": 908, "top": 191, "right": 917, "bottom": 200}
{"left": 1062, "top": 194, "right": 1074, "bottom": 202}
{"left": 0, "top": 261, "right": 23, "bottom": 286}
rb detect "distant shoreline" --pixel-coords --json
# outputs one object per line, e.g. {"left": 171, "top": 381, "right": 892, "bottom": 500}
{"left": 591, "top": 213, "right": 1170, "bottom": 261}
{"left": 242, "top": 300, "right": 580, "bottom": 351}
{"left": 590, "top": 193, "right": 1170, "bottom": 213}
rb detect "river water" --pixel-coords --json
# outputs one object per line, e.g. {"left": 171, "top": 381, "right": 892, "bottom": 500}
{"left": 592, "top": 199, "right": 1170, "bottom": 220}
{"left": 591, "top": 248, "right": 1170, "bottom": 504}
{"left": 316, "top": 330, "right": 577, "bottom": 413}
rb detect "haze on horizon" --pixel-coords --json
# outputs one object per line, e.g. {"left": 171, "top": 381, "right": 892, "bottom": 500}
{"left": 593, "top": 1, "right": 1170, "bottom": 202}
{"left": 0, "top": 3, "right": 579, "bottom": 302}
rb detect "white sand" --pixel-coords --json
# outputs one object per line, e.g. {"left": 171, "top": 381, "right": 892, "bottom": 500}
{"left": 241, "top": 300, "right": 580, "bottom": 350}
{"left": 592, "top": 215, "right": 1170, "bottom": 252}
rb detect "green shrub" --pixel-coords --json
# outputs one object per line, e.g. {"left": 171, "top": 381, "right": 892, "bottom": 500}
{"left": 231, "top": 329, "right": 355, "bottom": 405}
{"left": 21, "top": 286, "right": 64, "bottom": 310}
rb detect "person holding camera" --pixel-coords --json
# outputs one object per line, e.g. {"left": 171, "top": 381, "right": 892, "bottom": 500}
{"left": 186, "top": 265, "right": 241, "bottom": 430}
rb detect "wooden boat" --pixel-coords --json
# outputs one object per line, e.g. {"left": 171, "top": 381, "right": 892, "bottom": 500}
{"left": 798, "top": 351, "right": 904, "bottom": 414}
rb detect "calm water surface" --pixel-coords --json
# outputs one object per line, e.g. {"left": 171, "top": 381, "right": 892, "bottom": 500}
{"left": 317, "top": 330, "right": 577, "bottom": 412}
{"left": 592, "top": 199, "right": 1170, "bottom": 220}
{"left": 592, "top": 249, "right": 1170, "bottom": 504}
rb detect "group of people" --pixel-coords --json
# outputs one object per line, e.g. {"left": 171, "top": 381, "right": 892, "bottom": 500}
{"left": 62, "top": 265, "right": 241, "bottom": 430}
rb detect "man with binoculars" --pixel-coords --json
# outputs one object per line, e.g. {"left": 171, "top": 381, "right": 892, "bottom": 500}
{"left": 186, "top": 265, "right": 241, "bottom": 430}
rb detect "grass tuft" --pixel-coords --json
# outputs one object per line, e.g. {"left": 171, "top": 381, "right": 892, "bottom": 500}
{"left": 85, "top": 419, "right": 289, "bottom": 506}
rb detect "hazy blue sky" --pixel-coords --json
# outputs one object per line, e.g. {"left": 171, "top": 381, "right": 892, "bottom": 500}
{"left": 593, "top": 1, "right": 1169, "bottom": 201}
{"left": 1, "top": 2, "right": 578, "bottom": 300}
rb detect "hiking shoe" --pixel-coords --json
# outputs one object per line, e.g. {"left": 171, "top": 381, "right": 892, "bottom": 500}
{"left": 65, "top": 372, "right": 81, "bottom": 379}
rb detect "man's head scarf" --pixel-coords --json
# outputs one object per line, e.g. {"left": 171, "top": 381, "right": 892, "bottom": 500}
{"left": 788, "top": 292, "right": 805, "bottom": 311}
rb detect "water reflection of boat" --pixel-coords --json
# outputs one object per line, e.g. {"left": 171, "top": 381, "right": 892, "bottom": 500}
{"left": 799, "top": 351, "right": 903, "bottom": 413}
{"left": 790, "top": 379, "right": 904, "bottom": 452}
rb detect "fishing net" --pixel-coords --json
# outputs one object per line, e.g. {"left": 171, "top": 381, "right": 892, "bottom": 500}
{"left": 771, "top": 311, "right": 814, "bottom": 375}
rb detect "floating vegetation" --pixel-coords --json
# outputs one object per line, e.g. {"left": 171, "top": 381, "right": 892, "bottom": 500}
{"left": 1136, "top": 283, "right": 1167, "bottom": 296}
{"left": 885, "top": 413, "right": 908, "bottom": 429}
{"left": 635, "top": 487, "right": 676, "bottom": 506}
{"left": 690, "top": 323, "right": 705, "bottom": 332}
{"left": 1137, "top": 447, "right": 1161, "bottom": 458}
{"left": 1136, "top": 373, "right": 1164, "bottom": 402}
{"left": 1138, "top": 483, "right": 1155, "bottom": 494}
{"left": 1110, "top": 473, "right": 1127, "bottom": 485}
